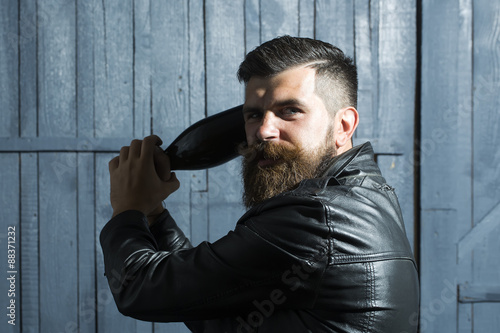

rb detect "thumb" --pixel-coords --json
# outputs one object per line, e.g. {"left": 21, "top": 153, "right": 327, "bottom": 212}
{"left": 154, "top": 146, "right": 172, "bottom": 181}
{"left": 161, "top": 172, "right": 180, "bottom": 198}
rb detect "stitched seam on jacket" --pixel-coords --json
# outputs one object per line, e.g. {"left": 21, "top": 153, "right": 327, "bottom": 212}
{"left": 365, "top": 262, "right": 376, "bottom": 333}
{"left": 330, "top": 251, "right": 414, "bottom": 265}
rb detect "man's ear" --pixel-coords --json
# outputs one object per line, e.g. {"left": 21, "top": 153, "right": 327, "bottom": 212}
{"left": 335, "top": 107, "right": 359, "bottom": 152}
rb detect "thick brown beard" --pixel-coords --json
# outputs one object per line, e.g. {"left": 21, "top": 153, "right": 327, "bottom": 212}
{"left": 240, "top": 141, "right": 336, "bottom": 209}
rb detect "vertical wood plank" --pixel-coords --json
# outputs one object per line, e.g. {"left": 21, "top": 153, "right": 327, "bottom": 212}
{"left": 39, "top": 153, "right": 78, "bottom": 332}
{"left": 77, "top": 0, "right": 96, "bottom": 138}
{"left": 0, "top": 154, "right": 20, "bottom": 333}
{"left": 316, "top": 0, "right": 355, "bottom": 57}
{"left": 93, "top": 0, "right": 133, "bottom": 138}
{"left": 19, "top": 0, "right": 37, "bottom": 137}
{"left": 150, "top": 0, "right": 191, "bottom": 245}
{"left": 456, "top": 0, "right": 474, "bottom": 330}
{"left": 0, "top": 1, "right": 19, "bottom": 137}
{"left": 38, "top": 0, "right": 76, "bottom": 137}
{"left": 188, "top": 0, "right": 209, "bottom": 251}
{"left": 472, "top": 0, "right": 500, "bottom": 330}
{"left": 77, "top": 153, "right": 97, "bottom": 332}
{"left": 245, "top": 0, "right": 260, "bottom": 52}
{"left": 298, "top": 0, "right": 315, "bottom": 38}
{"left": 260, "top": 0, "right": 299, "bottom": 42}
{"left": 206, "top": 0, "right": 246, "bottom": 242}
{"left": 354, "top": 0, "right": 375, "bottom": 139}
{"left": 151, "top": 0, "right": 188, "bottom": 143}
{"left": 20, "top": 153, "right": 39, "bottom": 333}
{"left": 377, "top": 0, "right": 416, "bottom": 248}
{"left": 419, "top": 210, "right": 458, "bottom": 333}
{"left": 421, "top": 0, "right": 464, "bottom": 331}
{"left": 134, "top": 0, "right": 152, "bottom": 138}
{"left": 95, "top": 153, "right": 138, "bottom": 333}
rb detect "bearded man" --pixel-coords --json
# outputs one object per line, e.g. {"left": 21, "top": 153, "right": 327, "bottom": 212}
{"left": 100, "top": 36, "right": 419, "bottom": 332}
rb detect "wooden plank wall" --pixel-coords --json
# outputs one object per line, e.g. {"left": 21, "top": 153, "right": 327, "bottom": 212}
{"left": 420, "top": 0, "right": 500, "bottom": 332}
{"left": 0, "top": 0, "right": 495, "bottom": 332}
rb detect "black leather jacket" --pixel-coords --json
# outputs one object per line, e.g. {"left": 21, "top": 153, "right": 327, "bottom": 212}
{"left": 100, "top": 142, "right": 419, "bottom": 332}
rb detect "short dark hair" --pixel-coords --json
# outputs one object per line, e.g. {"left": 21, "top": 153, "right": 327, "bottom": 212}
{"left": 237, "top": 35, "right": 357, "bottom": 113}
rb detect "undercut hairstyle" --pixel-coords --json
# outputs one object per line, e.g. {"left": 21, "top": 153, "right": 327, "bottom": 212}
{"left": 237, "top": 35, "right": 358, "bottom": 115}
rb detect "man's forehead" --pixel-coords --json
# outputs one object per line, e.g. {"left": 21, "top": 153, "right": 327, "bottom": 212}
{"left": 244, "top": 66, "right": 317, "bottom": 103}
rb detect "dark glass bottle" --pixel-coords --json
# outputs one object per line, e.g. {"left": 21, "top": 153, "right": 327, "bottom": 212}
{"left": 164, "top": 105, "right": 246, "bottom": 170}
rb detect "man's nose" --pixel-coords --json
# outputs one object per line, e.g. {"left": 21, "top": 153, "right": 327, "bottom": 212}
{"left": 256, "top": 112, "right": 279, "bottom": 142}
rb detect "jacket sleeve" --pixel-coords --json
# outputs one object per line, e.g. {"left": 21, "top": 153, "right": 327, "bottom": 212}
{"left": 99, "top": 199, "right": 328, "bottom": 324}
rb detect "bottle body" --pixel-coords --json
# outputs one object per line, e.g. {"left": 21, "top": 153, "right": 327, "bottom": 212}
{"left": 164, "top": 105, "right": 246, "bottom": 170}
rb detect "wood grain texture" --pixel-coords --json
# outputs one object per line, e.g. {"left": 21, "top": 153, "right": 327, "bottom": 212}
{"left": 19, "top": 0, "right": 38, "bottom": 137}
{"left": 3, "top": 0, "right": 500, "bottom": 332}
{"left": 420, "top": 0, "right": 470, "bottom": 331}
{"left": 20, "top": 153, "right": 40, "bottom": 333}
{"left": 0, "top": 1, "right": 19, "bottom": 138}
{"left": 93, "top": 0, "right": 134, "bottom": 138}
{"left": 316, "top": 0, "right": 354, "bottom": 57}
{"left": 39, "top": 153, "right": 78, "bottom": 332}
{"left": 0, "top": 154, "right": 20, "bottom": 333}
{"left": 77, "top": 153, "right": 97, "bottom": 332}
{"left": 205, "top": 0, "right": 246, "bottom": 242}
{"left": 261, "top": 0, "right": 299, "bottom": 41}
{"left": 456, "top": 0, "right": 474, "bottom": 329}
{"left": 472, "top": 0, "right": 500, "bottom": 328}
{"left": 377, "top": 0, "right": 416, "bottom": 249}
{"left": 37, "top": 0, "right": 76, "bottom": 137}
{"left": 95, "top": 153, "right": 140, "bottom": 333}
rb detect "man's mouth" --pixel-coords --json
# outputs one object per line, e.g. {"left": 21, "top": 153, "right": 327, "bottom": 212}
{"left": 257, "top": 157, "right": 281, "bottom": 168}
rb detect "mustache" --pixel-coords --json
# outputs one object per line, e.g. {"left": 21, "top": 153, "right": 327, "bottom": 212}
{"left": 238, "top": 141, "right": 301, "bottom": 163}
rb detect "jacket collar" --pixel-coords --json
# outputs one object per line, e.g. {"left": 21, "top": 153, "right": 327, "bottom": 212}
{"left": 321, "top": 142, "right": 381, "bottom": 180}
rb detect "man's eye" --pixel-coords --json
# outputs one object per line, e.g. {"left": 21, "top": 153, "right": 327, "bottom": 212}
{"left": 245, "top": 112, "right": 262, "bottom": 121}
{"left": 282, "top": 107, "right": 300, "bottom": 115}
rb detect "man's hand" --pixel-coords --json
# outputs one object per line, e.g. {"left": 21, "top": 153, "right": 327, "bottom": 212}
{"left": 108, "top": 135, "right": 180, "bottom": 218}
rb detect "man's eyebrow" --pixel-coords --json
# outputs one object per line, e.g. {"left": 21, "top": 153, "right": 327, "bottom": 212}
{"left": 242, "top": 99, "right": 306, "bottom": 114}
{"left": 271, "top": 99, "right": 306, "bottom": 108}
{"left": 242, "top": 106, "right": 261, "bottom": 114}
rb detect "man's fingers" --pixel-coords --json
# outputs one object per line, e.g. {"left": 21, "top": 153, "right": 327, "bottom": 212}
{"left": 141, "top": 135, "right": 163, "bottom": 159}
{"left": 109, "top": 156, "right": 119, "bottom": 172}
{"left": 162, "top": 172, "right": 180, "bottom": 196}
{"left": 129, "top": 139, "right": 143, "bottom": 158}
{"left": 153, "top": 146, "right": 172, "bottom": 181}
{"left": 119, "top": 146, "right": 130, "bottom": 165}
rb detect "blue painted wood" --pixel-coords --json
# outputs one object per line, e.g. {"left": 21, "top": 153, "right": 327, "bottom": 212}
{"left": 421, "top": 0, "right": 468, "bottom": 332}
{"left": 459, "top": 284, "right": 500, "bottom": 303}
{"left": 38, "top": 0, "right": 76, "bottom": 137}
{"left": 19, "top": 0, "right": 37, "bottom": 137}
{"left": 455, "top": 0, "right": 474, "bottom": 329}
{"left": 20, "top": 153, "right": 40, "bottom": 333}
{"left": 77, "top": 0, "right": 96, "bottom": 139}
{"left": 93, "top": 0, "right": 134, "bottom": 138}
{"left": 188, "top": 0, "right": 208, "bottom": 194}
{"left": 354, "top": 0, "right": 375, "bottom": 139}
{"left": 316, "top": 0, "right": 355, "bottom": 58}
{"left": 12, "top": 0, "right": 500, "bottom": 332}
{"left": 245, "top": 0, "right": 261, "bottom": 52}
{"left": 472, "top": 0, "right": 500, "bottom": 330}
{"left": 133, "top": 0, "right": 151, "bottom": 139}
{"left": 205, "top": 0, "right": 246, "bottom": 242}
{"left": 77, "top": 153, "right": 97, "bottom": 332}
{"left": 377, "top": 0, "right": 416, "bottom": 250}
{"left": 150, "top": 0, "right": 191, "bottom": 249}
{"left": 0, "top": 154, "right": 20, "bottom": 333}
{"left": 0, "top": 1, "right": 19, "bottom": 138}
{"left": 298, "top": 0, "right": 315, "bottom": 38}
{"left": 39, "top": 153, "right": 78, "bottom": 332}
{"left": 95, "top": 153, "right": 139, "bottom": 333}
{"left": 260, "top": 0, "right": 299, "bottom": 42}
